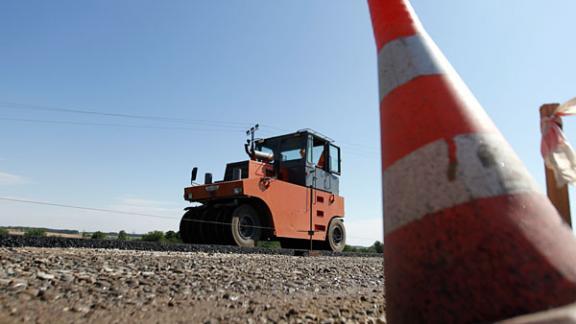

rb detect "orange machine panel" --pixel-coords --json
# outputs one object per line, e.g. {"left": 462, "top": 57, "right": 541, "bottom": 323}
{"left": 183, "top": 160, "right": 345, "bottom": 241}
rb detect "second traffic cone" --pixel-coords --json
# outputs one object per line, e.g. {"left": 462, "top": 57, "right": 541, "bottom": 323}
{"left": 367, "top": 0, "right": 576, "bottom": 322}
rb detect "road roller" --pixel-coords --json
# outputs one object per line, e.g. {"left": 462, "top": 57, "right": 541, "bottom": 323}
{"left": 180, "top": 127, "right": 346, "bottom": 252}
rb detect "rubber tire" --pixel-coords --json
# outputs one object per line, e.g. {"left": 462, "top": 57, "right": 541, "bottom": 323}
{"left": 231, "top": 204, "right": 261, "bottom": 247}
{"left": 196, "top": 208, "right": 210, "bottom": 244}
{"left": 179, "top": 208, "right": 199, "bottom": 244}
{"left": 326, "top": 218, "right": 346, "bottom": 252}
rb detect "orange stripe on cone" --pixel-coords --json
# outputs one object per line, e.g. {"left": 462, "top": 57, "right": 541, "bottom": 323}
{"left": 368, "top": 0, "right": 418, "bottom": 50}
{"left": 380, "top": 75, "right": 498, "bottom": 168}
{"left": 368, "top": 0, "right": 576, "bottom": 322}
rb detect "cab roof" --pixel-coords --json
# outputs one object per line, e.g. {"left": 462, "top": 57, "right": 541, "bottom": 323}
{"left": 257, "top": 128, "right": 335, "bottom": 144}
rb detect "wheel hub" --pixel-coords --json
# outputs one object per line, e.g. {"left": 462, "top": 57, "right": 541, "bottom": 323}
{"left": 239, "top": 215, "right": 255, "bottom": 239}
{"left": 332, "top": 227, "right": 343, "bottom": 244}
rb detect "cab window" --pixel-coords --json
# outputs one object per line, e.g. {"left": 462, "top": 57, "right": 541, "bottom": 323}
{"left": 279, "top": 137, "right": 305, "bottom": 161}
{"left": 329, "top": 144, "right": 341, "bottom": 174}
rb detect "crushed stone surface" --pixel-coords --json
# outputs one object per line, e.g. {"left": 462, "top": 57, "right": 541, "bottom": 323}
{"left": 0, "top": 247, "right": 385, "bottom": 323}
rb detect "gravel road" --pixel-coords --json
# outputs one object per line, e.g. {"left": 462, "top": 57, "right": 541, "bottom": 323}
{"left": 0, "top": 248, "right": 385, "bottom": 323}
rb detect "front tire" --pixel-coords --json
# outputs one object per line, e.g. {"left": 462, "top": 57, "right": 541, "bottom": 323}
{"left": 231, "top": 204, "right": 261, "bottom": 247}
{"left": 326, "top": 218, "right": 346, "bottom": 252}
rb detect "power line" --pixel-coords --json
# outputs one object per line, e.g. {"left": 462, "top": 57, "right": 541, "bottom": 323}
{"left": 0, "top": 100, "right": 379, "bottom": 159}
{"left": 0, "top": 117, "right": 245, "bottom": 133}
{"left": 0, "top": 101, "right": 251, "bottom": 128}
{"left": 0, "top": 197, "right": 177, "bottom": 220}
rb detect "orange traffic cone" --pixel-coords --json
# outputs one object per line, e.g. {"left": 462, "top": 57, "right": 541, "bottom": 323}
{"left": 368, "top": 0, "right": 576, "bottom": 322}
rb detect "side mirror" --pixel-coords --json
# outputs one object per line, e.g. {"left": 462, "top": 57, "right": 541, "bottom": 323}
{"left": 191, "top": 167, "right": 198, "bottom": 184}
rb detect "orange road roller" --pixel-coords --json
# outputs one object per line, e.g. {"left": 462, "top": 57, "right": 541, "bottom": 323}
{"left": 180, "top": 127, "right": 346, "bottom": 252}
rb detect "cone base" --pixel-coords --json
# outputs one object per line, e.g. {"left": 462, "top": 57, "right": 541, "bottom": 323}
{"left": 385, "top": 192, "right": 576, "bottom": 323}
{"left": 498, "top": 302, "right": 576, "bottom": 324}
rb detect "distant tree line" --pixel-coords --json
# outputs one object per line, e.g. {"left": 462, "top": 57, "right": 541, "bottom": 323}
{"left": 0, "top": 226, "right": 77, "bottom": 235}
{"left": 343, "top": 241, "right": 383, "bottom": 253}
{"left": 86, "top": 230, "right": 182, "bottom": 244}
{"left": 0, "top": 226, "right": 382, "bottom": 252}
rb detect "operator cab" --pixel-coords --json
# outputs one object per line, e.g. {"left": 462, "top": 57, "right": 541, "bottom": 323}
{"left": 254, "top": 129, "right": 341, "bottom": 195}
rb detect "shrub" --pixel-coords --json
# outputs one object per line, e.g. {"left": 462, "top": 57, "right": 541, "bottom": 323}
{"left": 0, "top": 228, "right": 8, "bottom": 236}
{"left": 91, "top": 231, "right": 107, "bottom": 240}
{"left": 141, "top": 231, "right": 165, "bottom": 242}
{"left": 343, "top": 245, "right": 359, "bottom": 252}
{"left": 24, "top": 228, "right": 46, "bottom": 237}
{"left": 371, "top": 241, "right": 383, "bottom": 253}
{"left": 117, "top": 230, "right": 128, "bottom": 241}
{"left": 164, "top": 231, "right": 181, "bottom": 243}
{"left": 257, "top": 240, "right": 281, "bottom": 249}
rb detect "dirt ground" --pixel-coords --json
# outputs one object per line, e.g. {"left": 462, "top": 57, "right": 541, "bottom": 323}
{"left": 0, "top": 247, "right": 385, "bottom": 323}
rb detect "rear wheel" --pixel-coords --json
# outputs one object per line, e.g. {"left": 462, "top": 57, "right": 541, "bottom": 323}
{"left": 326, "top": 218, "right": 346, "bottom": 252}
{"left": 231, "top": 204, "right": 261, "bottom": 247}
{"left": 179, "top": 208, "right": 201, "bottom": 244}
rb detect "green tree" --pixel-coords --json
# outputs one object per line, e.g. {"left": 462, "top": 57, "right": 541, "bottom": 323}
{"left": 371, "top": 241, "right": 383, "bottom": 253}
{"left": 0, "top": 228, "right": 8, "bottom": 236}
{"left": 91, "top": 231, "right": 106, "bottom": 240}
{"left": 24, "top": 228, "right": 46, "bottom": 237}
{"left": 117, "top": 230, "right": 128, "bottom": 241}
{"left": 343, "top": 245, "right": 359, "bottom": 252}
{"left": 164, "top": 231, "right": 181, "bottom": 243}
{"left": 141, "top": 231, "right": 165, "bottom": 242}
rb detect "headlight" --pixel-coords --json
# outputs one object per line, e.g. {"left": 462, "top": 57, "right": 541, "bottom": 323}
{"left": 187, "top": 192, "right": 193, "bottom": 200}
{"left": 233, "top": 187, "right": 242, "bottom": 195}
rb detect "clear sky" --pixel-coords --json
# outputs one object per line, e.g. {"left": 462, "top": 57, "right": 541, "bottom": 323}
{"left": 0, "top": 0, "right": 575, "bottom": 246}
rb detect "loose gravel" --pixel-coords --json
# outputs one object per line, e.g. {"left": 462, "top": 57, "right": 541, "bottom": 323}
{"left": 0, "top": 247, "right": 385, "bottom": 323}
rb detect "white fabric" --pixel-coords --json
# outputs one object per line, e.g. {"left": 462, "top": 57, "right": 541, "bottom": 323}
{"left": 557, "top": 97, "right": 576, "bottom": 116}
{"left": 541, "top": 97, "right": 576, "bottom": 187}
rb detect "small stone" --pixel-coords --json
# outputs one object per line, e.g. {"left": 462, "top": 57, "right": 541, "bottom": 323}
{"left": 305, "top": 313, "right": 317, "bottom": 320}
{"left": 96, "top": 281, "right": 111, "bottom": 289}
{"left": 9, "top": 280, "right": 27, "bottom": 291}
{"left": 39, "top": 289, "right": 56, "bottom": 301}
{"left": 37, "top": 272, "right": 55, "bottom": 280}
{"left": 24, "top": 288, "right": 39, "bottom": 297}
{"left": 72, "top": 305, "right": 91, "bottom": 313}
{"left": 287, "top": 308, "right": 299, "bottom": 316}
{"left": 141, "top": 271, "right": 154, "bottom": 277}
{"left": 61, "top": 274, "right": 74, "bottom": 282}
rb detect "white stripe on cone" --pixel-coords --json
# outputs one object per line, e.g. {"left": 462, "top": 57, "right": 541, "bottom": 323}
{"left": 384, "top": 133, "right": 539, "bottom": 235}
{"left": 378, "top": 34, "right": 445, "bottom": 100}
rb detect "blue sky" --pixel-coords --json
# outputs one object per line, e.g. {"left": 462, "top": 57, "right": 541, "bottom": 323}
{"left": 0, "top": 0, "right": 574, "bottom": 246}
